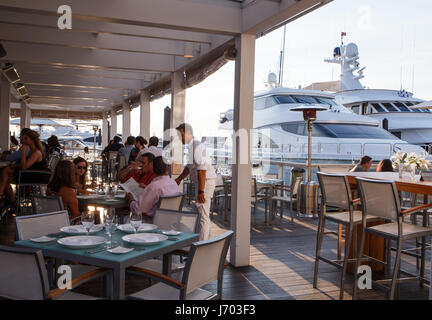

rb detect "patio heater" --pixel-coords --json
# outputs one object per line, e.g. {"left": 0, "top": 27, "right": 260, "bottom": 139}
{"left": 291, "top": 105, "right": 327, "bottom": 217}
{"left": 92, "top": 125, "right": 98, "bottom": 159}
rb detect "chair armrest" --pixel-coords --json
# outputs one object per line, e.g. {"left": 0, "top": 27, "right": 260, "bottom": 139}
{"left": 47, "top": 268, "right": 110, "bottom": 299}
{"left": 401, "top": 203, "right": 432, "bottom": 216}
{"left": 127, "top": 266, "right": 184, "bottom": 289}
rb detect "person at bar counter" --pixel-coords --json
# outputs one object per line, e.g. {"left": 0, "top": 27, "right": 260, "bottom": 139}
{"left": 117, "top": 136, "right": 135, "bottom": 165}
{"left": 101, "top": 136, "right": 123, "bottom": 158}
{"left": 129, "top": 136, "right": 147, "bottom": 163}
{"left": 118, "top": 152, "right": 156, "bottom": 188}
{"left": 125, "top": 156, "right": 180, "bottom": 222}
{"left": 376, "top": 159, "right": 394, "bottom": 172}
{"left": 174, "top": 123, "right": 216, "bottom": 241}
{"left": 349, "top": 155, "right": 372, "bottom": 172}
{"left": 47, "top": 160, "right": 81, "bottom": 222}
{"left": 73, "top": 156, "right": 96, "bottom": 194}
{"left": 46, "top": 135, "right": 66, "bottom": 160}
{"left": 147, "top": 136, "right": 163, "bottom": 157}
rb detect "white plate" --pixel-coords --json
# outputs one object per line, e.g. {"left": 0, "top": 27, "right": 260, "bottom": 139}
{"left": 60, "top": 224, "right": 104, "bottom": 235}
{"left": 160, "top": 230, "right": 182, "bottom": 236}
{"left": 107, "top": 246, "right": 134, "bottom": 254}
{"left": 58, "top": 236, "right": 106, "bottom": 249}
{"left": 30, "top": 236, "right": 56, "bottom": 243}
{"left": 117, "top": 223, "right": 158, "bottom": 233}
{"left": 122, "top": 233, "right": 168, "bottom": 246}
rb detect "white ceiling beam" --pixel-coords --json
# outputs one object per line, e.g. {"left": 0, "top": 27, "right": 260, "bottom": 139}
{"left": 11, "top": 61, "right": 160, "bottom": 81}
{"left": 1, "top": 41, "right": 175, "bottom": 73}
{"left": 242, "top": 0, "right": 332, "bottom": 36}
{"left": 0, "top": 22, "right": 200, "bottom": 56}
{"left": 0, "top": 0, "right": 242, "bottom": 35}
{"left": 25, "top": 86, "right": 125, "bottom": 101}
{"left": 30, "top": 97, "right": 109, "bottom": 107}
{"left": 20, "top": 73, "right": 146, "bottom": 91}
{"left": 0, "top": 11, "right": 214, "bottom": 44}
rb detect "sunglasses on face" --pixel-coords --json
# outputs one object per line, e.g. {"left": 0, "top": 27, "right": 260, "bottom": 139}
{"left": 77, "top": 165, "right": 86, "bottom": 170}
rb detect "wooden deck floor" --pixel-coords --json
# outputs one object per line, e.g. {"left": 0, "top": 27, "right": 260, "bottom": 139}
{"left": 1, "top": 205, "right": 430, "bottom": 300}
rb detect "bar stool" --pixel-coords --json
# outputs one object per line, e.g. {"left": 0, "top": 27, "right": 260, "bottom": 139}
{"left": 314, "top": 172, "right": 381, "bottom": 299}
{"left": 353, "top": 177, "right": 432, "bottom": 300}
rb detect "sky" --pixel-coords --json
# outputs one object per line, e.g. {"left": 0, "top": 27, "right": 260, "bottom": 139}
{"left": 129, "top": 0, "right": 432, "bottom": 139}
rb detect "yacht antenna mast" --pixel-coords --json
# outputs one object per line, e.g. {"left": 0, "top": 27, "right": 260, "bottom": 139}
{"left": 278, "top": 25, "right": 287, "bottom": 86}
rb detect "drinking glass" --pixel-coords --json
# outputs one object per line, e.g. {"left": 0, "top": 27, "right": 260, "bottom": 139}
{"left": 104, "top": 208, "right": 117, "bottom": 248}
{"left": 82, "top": 211, "right": 95, "bottom": 235}
{"left": 130, "top": 210, "right": 142, "bottom": 233}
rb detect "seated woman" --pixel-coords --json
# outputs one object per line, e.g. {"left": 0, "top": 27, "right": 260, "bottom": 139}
{"left": 376, "top": 159, "right": 394, "bottom": 172}
{"left": 73, "top": 157, "right": 95, "bottom": 194}
{"left": 47, "top": 160, "right": 81, "bottom": 222}
{"left": 20, "top": 129, "right": 48, "bottom": 171}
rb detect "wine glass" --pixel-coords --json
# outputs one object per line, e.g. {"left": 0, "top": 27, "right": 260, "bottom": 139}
{"left": 130, "top": 210, "right": 142, "bottom": 233}
{"left": 104, "top": 208, "right": 117, "bottom": 248}
{"left": 81, "top": 211, "right": 95, "bottom": 235}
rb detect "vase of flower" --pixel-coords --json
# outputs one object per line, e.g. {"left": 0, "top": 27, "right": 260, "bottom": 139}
{"left": 391, "top": 150, "right": 430, "bottom": 181}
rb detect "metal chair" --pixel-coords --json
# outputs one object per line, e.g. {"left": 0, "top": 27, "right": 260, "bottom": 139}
{"left": 314, "top": 172, "right": 381, "bottom": 299}
{"left": 0, "top": 245, "right": 110, "bottom": 300}
{"left": 16, "top": 170, "right": 52, "bottom": 216}
{"left": 127, "top": 230, "right": 234, "bottom": 300}
{"left": 251, "top": 177, "right": 270, "bottom": 225}
{"left": 14, "top": 211, "right": 110, "bottom": 291}
{"left": 157, "top": 193, "right": 185, "bottom": 211}
{"left": 29, "top": 194, "right": 64, "bottom": 215}
{"left": 129, "top": 209, "right": 200, "bottom": 275}
{"left": 47, "top": 154, "right": 61, "bottom": 172}
{"left": 270, "top": 177, "right": 302, "bottom": 223}
{"left": 353, "top": 177, "right": 432, "bottom": 300}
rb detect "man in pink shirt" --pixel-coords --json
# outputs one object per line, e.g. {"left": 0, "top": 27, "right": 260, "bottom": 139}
{"left": 126, "top": 156, "right": 180, "bottom": 221}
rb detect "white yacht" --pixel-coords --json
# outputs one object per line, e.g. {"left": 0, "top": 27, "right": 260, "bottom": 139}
{"left": 321, "top": 37, "right": 432, "bottom": 151}
{"left": 218, "top": 73, "right": 425, "bottom": 163}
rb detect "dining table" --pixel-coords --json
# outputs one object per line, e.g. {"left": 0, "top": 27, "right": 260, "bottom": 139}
{"left": 333, "top": 171, "right": 432, "bottom": 276}
{"left": 77, "top": 193, "right": 129, "bottom": 223}
{"left": 14, "top": 229, "right": 199, "bottom": 300}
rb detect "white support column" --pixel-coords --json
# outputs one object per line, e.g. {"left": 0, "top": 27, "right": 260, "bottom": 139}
{"left": 20, "top": 101, "right": 31, "bottom": 129}
{"left": 170, "top": 70, "right": 186, "bottom": 176}
{"left": 140, "top": 91, "right": 151, "bottom": 139}
{"left": 110, "top": 109, "right": 117, "bottom": 139}
{"left": 102, "top": 112, "right": 109, "bottom": 147}
{"left": 0, "top": 76, "right": 10, "bottom": 151}
{"left": 230, "top": 33, "right": 255, "bottom": 267}
{"left": 122, "top": 101, "right": 131, "bottom": 139}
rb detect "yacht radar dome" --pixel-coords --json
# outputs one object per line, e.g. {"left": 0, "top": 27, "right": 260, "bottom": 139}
{"left": 265, "top": 72, "right": 279, "bottom": 88}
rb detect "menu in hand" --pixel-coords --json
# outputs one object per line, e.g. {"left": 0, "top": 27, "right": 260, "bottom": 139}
{"left": 119, "top": 177, "right": 144, "bottom": 201}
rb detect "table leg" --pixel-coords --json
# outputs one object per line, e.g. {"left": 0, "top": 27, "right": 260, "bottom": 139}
{"left": 163, "top": 253, "right": 172, "bottom": 277}
{"left": 113, "top": 265, "right": 125, "bottom": 300}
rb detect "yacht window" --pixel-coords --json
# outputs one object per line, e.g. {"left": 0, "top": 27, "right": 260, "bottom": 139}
{"left": 394, "top": 102, "right": 411, "bottom": 112}
{"left": 314, "top": 124, "right": 398, "bottom": 139}
{"left": 423, "top": 109, "right": 431, "bottom": 113}
{"left": 254, "top": 97, "right": 266, "bottom": 110}
{"left": 382, "top": 103, "right": 398, "bottom": 112}
{"left": 315, "top": 97, "right": 338, "bottom": 107}
{"left": 351, "top": 105, "right": 360, "bottom": 114}
{"left": 281, "top": 123, "right": 305, "bottom": 136}
{"left": 371, "top": 103, "right": 386, "bottom": 113}
{"left": 265, "top": 96, "right": 277, "bottom": 108}
{"left": 404, "top": 101, "right": 414, "bottom": 106}
{"left": 291, "top": 95, "right": 318, "bottom": 104}
{"left": 273, "top": 95, "right": 296, "bottom": 104}
{"left": 411, "top": 108, "right": 422, "bottom": 113}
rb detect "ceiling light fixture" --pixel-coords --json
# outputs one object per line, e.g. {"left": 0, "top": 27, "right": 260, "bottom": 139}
{"left": 15, "top": 83, "right": 28, "bottom": 96}
{"left": 183, "top": 42, "right": 194, "bottom": 58}
{"left": 2, "top": 63, "right": 20, "bottom": 83}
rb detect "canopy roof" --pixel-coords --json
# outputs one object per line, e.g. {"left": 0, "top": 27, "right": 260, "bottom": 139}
{"left": 0, "top": 0, "right": 331, "bottom": 119}
{"left": 10, "top": 118, "right": 71, "bottom": 127}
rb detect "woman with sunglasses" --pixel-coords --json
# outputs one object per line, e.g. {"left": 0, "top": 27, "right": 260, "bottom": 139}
{"left": 73, "top": 156, "right": 95, "bottom": 194}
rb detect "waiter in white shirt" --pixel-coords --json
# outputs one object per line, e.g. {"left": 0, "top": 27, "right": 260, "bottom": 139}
{"left": 174, "top": 123, "right": 216, "bottom": 240}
